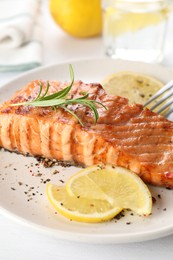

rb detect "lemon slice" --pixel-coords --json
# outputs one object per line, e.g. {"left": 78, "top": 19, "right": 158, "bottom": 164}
{"left": 101, "top": 71, "right": 164, "bottom": 105}
{"left": 105, "top": 5, "right": 169, "bottom": 36}
{"left": 46, "top": 184, "right": 122, "bottom": 223}
{"left": 66, "top": 165, "right": 152, "bottom": 216}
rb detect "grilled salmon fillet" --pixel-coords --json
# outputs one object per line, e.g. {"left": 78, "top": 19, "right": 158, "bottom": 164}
{"left": 0, "top": 80, "right": 173, "bottom": 188}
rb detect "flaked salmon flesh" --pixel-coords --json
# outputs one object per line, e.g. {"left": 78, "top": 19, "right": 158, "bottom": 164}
{"left": 0, "top": 80, "right": 173, "bottom": 188}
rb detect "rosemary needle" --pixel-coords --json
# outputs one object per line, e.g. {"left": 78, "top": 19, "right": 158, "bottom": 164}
{"left": 11, "top": 65, "right": 107, "bottom": 126}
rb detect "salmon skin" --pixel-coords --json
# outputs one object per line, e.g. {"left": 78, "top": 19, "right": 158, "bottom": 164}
{"left": 0, "top": 80, "right": 173, "bottom": 188}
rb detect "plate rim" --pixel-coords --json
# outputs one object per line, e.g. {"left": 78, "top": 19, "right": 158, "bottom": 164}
{"left": 1, "top": 205, "right": 173, "bottom": 244}
{"left": 1, "top": 57, "right": 173, "bottom": 244}
{"left": 1, "top": 57, "right": 173, "bottom": 90}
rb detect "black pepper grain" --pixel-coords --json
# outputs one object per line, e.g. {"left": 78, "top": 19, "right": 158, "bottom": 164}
{"left": 43, "top": 178, "right": 51, "bottom": 184}
{"left": 52, "top": 170, "right": 59, "bottom": 175}
{"left": 35, "top": 173, "right": 42, "bottom": 177}
{"left": 114, "top": 211, "right": 125, "bottom": 220}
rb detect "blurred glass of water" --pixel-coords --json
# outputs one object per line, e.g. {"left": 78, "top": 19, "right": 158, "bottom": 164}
{"left": 102, "top": 0, "right": 171, "bottom": 63}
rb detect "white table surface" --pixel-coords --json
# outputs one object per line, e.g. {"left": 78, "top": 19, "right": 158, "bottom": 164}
{"left": 1, "top": 2, "right": 173, "bottom": 260}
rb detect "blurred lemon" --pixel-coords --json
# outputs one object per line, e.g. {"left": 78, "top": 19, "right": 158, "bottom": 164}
{"left": 49, "top": 0, "right": 102, "bottom": 38}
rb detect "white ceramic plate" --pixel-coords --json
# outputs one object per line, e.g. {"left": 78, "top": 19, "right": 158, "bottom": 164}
{"left": 1, "top": 58, "right": 173, "bottom": 244}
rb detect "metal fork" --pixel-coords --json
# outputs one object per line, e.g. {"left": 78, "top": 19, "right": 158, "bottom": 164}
{"left": 144, "top": 80, "right": 173, "bottom": 117}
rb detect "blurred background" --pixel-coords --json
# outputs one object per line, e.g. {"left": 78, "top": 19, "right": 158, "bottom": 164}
{"left": 0, "top": 0, "right": 172, "bottom": 80}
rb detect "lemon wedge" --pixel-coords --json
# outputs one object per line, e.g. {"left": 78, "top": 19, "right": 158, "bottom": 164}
{"left": 46, "top": 184, "right": 122, "bottom": 223}
{"left": 101, "top": 71, "right": 164, "bottom": 105}
{"left": 66, "top": 165, "right": 152, "bottom": 216}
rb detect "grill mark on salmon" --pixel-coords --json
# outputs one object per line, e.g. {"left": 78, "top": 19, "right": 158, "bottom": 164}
{"left": 1, "top": 80, "right": 173, "bottom": 188}
{"left": 136, "top": 152, "right": 173, "bottom": 163}
{"left": 103, "top": 128, "right": 173, "bottom": 138}
{"left": 122, "top": 144, "right": 173, "bottom": 154}
{"left": 90, "top": 121, "right": 172, "bottom": 132}
{"left": 113, "top": 136, "right": 172, "bottom": 146}
{"left": 130, "top": 116, "right": 166, "bottom": 123}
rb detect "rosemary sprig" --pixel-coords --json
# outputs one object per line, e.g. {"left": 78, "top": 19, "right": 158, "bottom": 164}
{"left": 11, "top": 65, "right": 107, "bottom": 126}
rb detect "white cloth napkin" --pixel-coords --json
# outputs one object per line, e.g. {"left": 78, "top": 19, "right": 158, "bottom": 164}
{"left": 0, "top": 0, "right": 43, "bottom": 72}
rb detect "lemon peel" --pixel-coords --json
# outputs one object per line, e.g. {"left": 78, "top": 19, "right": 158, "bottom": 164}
{"left": 46, "top": 184, "right": 122, "bottom": 223}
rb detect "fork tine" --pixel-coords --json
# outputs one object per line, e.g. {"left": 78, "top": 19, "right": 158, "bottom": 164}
{"left": 144, "top": 80, "right": 173, "bottom": 107}
{"left": 165, "top": 106, "right": 173, "bottom": 117}
{"left": 150, "top": 90, "right": 173, "bottom": 110}
{"left": 157, "top": 97, "right": 173, "bottom": 114}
